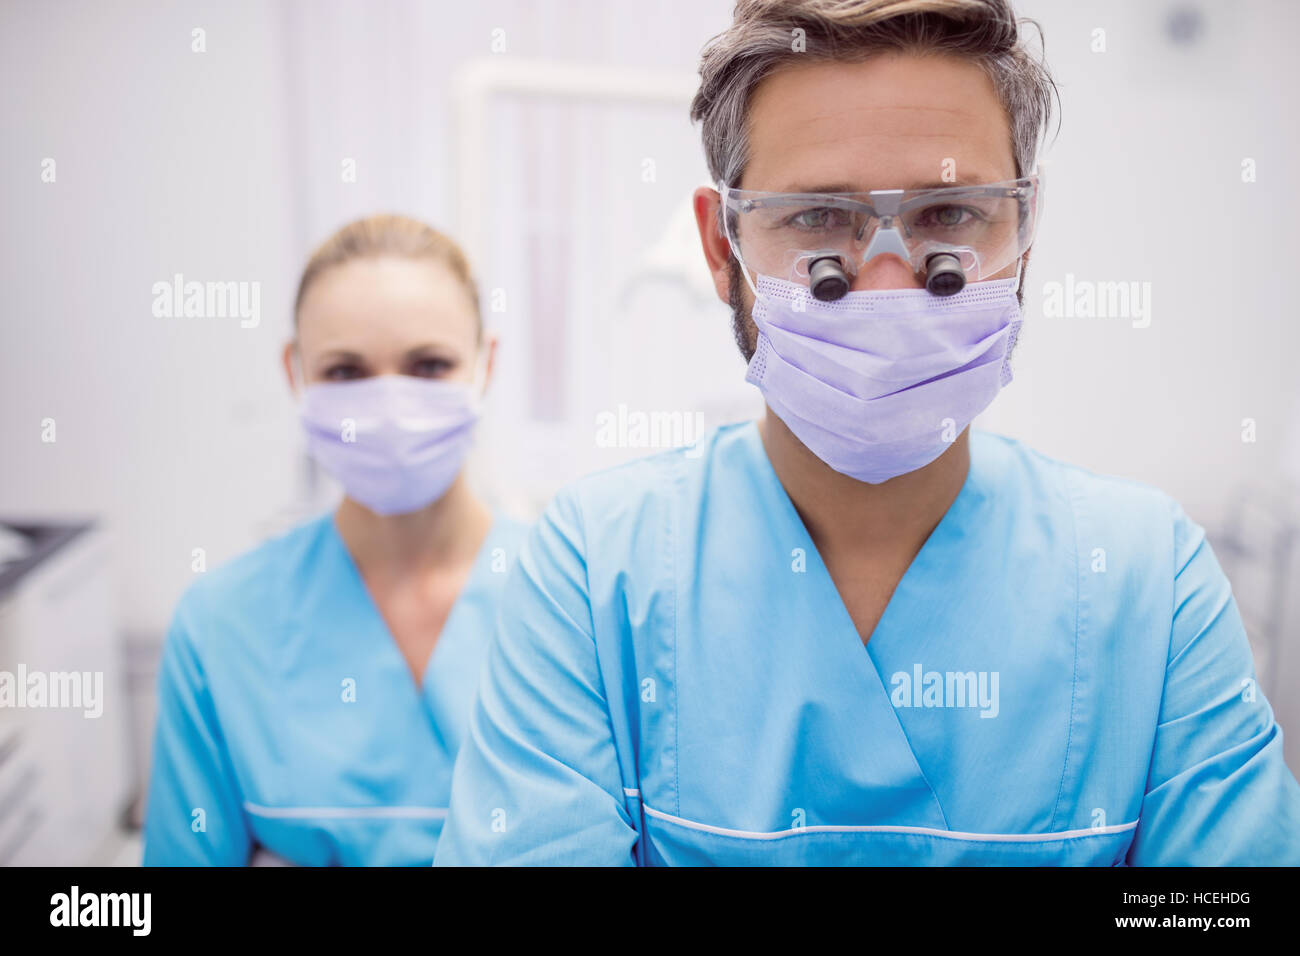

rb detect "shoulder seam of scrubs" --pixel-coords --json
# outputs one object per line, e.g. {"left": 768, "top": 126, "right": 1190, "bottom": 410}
{"left": 640, "top": 803, "right": 1138, "bottom": 843}
{"left": 242, "top": 802, "right": 448, "bottom": 820}
{"left": 1165, "top": 501, "right": 1207, "bottom": 671}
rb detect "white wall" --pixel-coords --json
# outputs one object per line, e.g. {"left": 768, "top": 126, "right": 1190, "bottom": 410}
{"left": 1, "top": 0, "right": 302, "bottom": 632}
{"left": 986, "top": 0, "right": 1300, "bottom": 523}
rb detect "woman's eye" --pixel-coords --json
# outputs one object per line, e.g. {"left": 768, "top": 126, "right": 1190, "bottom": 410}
{"left": 410, "top": 357, "right": 454, "bottom": 378}
{"left": 323, "top": 364, "right": 364, "bottom": 381}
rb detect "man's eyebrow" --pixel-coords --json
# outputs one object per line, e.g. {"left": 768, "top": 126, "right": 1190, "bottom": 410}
{"left": 908, "top": 179, "right": 1006, "bottom": 191}
{"left": 777, "top": 182, "right": 861, "bottom": 194}
{"left": 768, "top": 178, "right": 1001, "bottom": 194}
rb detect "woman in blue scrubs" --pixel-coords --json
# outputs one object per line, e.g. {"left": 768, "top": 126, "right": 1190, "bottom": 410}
{"left": 143, "top": 214, "right": 527, "bottom": 865}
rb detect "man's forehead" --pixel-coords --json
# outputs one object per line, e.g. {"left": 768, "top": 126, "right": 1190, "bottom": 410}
{"left": 742, "top": 55, "right": 1015, "bottom": 191}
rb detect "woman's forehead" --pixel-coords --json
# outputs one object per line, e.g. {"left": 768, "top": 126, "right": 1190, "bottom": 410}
{"left": 296, "top": 257, "right": 479, "bottom": 351}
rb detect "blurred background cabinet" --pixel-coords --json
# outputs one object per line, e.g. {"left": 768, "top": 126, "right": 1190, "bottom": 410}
{"left": 0, "top": 521, "right": 133, "bottom": 865}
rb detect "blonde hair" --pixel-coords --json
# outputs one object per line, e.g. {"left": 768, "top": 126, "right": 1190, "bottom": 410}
{"left": 691, "top": 0, "right": 1058, "bottom": 187}
{"left": 293, "top": 213, "right": 482, "bottom": 339}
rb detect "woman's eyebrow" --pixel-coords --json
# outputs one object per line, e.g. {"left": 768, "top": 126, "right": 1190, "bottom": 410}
{"left": 404, "top": 344, "right": 457, "bottom": 359}
{"left": 316, "top": 349, "right": 365, "bottom": 364}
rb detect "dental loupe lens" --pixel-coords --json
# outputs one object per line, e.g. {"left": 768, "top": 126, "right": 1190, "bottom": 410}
{"left": 808, "top": 256, "right": 850, "bottom": 301}
{"left": 924, "top": 252, "right": 966, "bottom": 296}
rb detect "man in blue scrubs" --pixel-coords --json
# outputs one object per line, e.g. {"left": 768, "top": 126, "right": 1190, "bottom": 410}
{"left": 436, "top": 0, "right": 1300, "bottom": 865}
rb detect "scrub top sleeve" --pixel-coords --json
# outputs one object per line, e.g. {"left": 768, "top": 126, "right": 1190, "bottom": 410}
{"left": 1127, "top": 501, "right": 1300, "bottom": 865}
{"left": 435, "top": 492, "right": 639, "bottom": 866}
{"left": 141, "top": 600, "right": 252, "bottom": 866}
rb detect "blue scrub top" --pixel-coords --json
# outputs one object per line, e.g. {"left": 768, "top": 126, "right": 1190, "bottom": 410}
{"left": 143, "top": 510, "right": 528, "bottom": 866}
{"left": 435, "top": 422, "right": 1300, "bottom": 865}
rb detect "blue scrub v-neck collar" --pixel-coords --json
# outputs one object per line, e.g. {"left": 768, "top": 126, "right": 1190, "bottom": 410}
{"left": 735, "top": 419, "right": 991, "bottom": 657}
{"left": 322, "top": 510, "right": 504, "bottom": 695}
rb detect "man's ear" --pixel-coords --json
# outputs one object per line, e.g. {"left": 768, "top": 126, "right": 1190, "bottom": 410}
{"left": 693, "top": 185, "right": 734, "bottom": 306}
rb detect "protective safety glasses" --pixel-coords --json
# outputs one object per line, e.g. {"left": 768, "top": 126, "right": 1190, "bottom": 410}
{"left": 719, "top": 174, "right": 1041, "bottom": 299}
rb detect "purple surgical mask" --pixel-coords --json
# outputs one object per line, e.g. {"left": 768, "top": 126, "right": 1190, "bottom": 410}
{"left": 744, "top": 271, "right": 1022, "bottom": 483}
{"left": 298, "top": 373, "right": 480, "bottom": 515}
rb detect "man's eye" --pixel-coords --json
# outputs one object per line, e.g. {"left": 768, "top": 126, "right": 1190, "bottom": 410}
{"left": 918, "top": 205, "right": 977, "bottom": 228}
{"left": 788, "top": 207, "right": 849, "bottom": 231}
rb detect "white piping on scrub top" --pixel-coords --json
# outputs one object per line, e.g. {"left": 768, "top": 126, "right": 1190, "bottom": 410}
{"left": 640, "top": 802, "right": 1138, "bottom": 843}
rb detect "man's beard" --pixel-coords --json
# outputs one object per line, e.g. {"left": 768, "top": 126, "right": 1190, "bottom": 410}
{"left": 726, "top": 257, "right": 1028, "bottom": 365}
{"left": 728, "top": 257, "right": 757, "bottom": 362}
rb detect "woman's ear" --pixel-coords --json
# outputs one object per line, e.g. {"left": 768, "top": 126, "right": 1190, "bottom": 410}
{"left": 481, "top": 334, "right": 499, "bottom": 393}
{"left": 282, "top": 341, "right": 300, "bottom": 394}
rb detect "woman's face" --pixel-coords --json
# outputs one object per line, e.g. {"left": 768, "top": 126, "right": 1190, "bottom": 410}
{"left": 287, "top": 256, "right": 484, "bottom": 388}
